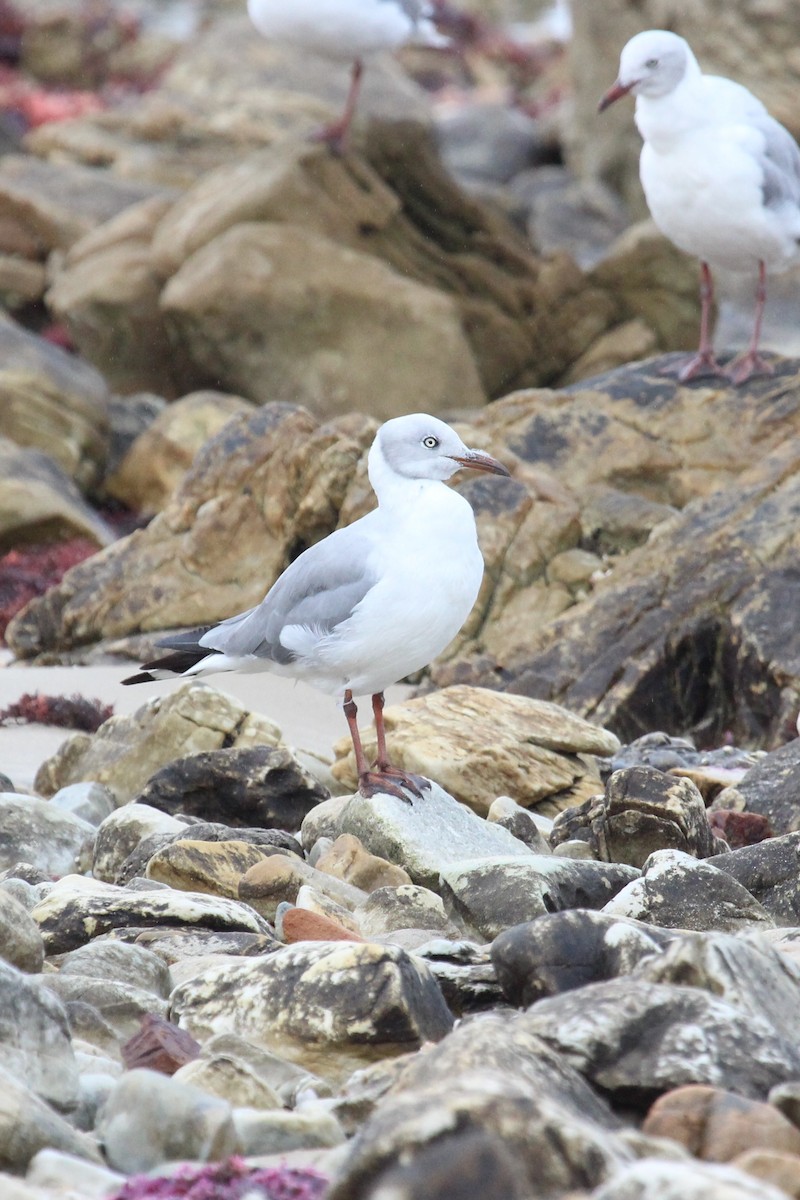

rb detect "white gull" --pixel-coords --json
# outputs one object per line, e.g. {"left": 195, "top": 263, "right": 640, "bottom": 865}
{"left": 599, "top": 29, "right": 800, "bottom": 384}
{"left": 247, "top": 0, "right": 447, "bottom": 148}
{"left": 124, "top": 413, "right": 510, "bottom": 800}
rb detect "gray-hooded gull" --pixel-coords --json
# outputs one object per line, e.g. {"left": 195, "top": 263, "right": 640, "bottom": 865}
{"left": 599, "top": 29, "right": 800, "bottom": 384}
{"left": 247, "top": 0, "right": 446, "bottom": 149}
{"left": 124, "top": 413, "right": 510, "bottom": 800}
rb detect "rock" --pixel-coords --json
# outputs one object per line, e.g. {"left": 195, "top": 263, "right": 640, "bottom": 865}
{"left": 133, "top": 744, "right": 329, "bottom": 831}
{"left": 0, "top": 961, "right": 77, "bottom": 1107}
{"left": 730, "top": 1149, "right": 800, "bottom": 1198}
{"left": 26, "top": 1149, "right": 124, "bottom": 1199}
{"left": 0, "top": 792, "right": 93, "bottom": 877}
{"left": 0, "top": 891, "right": 44, "bottom": 973}
{"left": 293, "top": 884, "right": 364, "bottom": 935}
{"left": 332, "top": 686, "right": 619, "bottom": 816}
{"left": 711, "top": 832, "right": 800, "bottom": 923}
{"left": 590, "top": 1158, "right": 791, "bottom": 1199}
{"left": 438, "top": 102, "right": 545, "bottom": 186}
{"left": 174, "top": 1052, "right": 282, "bottom": 1111}
{"left": 0, "top": 312, "right": 109, "bottom": 492}
{"left": 121, "top": 1013, "right": 200, "bottom": 1075}
{"left": 0, "top": 439, "right": 113, "bottom": 552}
{"left": 357, "top": 885, "right": 457, "bottom": 939}
{"left": 37, "top": 974, "right": 168, "bottom": 1040}
{"left": 92, "top": 803, "right": 189, "bottom": 884}
{"left": 643, "top": 1084, "right": 800, "bottom": 1161}
{"left": 105, "top": 391, "right": 167, "bottom": 479}
{"left": 314, "top": 834, "right": 411, "bottom": 893}
{"left": 96, "top": 1067, "right": 239, "bottom": 1173}
{"left": 521, "top": 977, "right": 800, "bottom": 1103}
{"left": 717, "top": 740, "right": 800, "bottom": 836}
{"left": 603, "top": 849, "right": 775, "bottom": 931}
{"left": 491, "top": 910, "right": 674, "bottom": 1007}
{"left": 440, "top": 856, "right": 639, "bottom": 941}
{"left": 414, "top": 941, "right": 503, "bottom": 1015}
{"left": 170, "top": 941, "right": 454, "bottom": 1085}
{"left": 486, "top": 795, "right": 551, "bottom": 853}
{"left": 114, "top": 926, "right": 275, "bottom": 964}
{"left": 607, "top": 733, "right": 761, "bottom": 790}
{"left": 355, "top": 1128, "right": 532, "bottom": 1200}
{"left": 57, "top": 940, "right": 172, "bottom": 998}
{"left": 48, "top": 781, "right": 116, "bottom": 827}
{"left": 30, "top": 875, "right": 270, "bottom": 954}
{"left": 277, "top": 906, "right": 363, "bottom": 944}
{"left": 551, "top": 766, "right": 725, "bottom": 866}
{"left": 239, "top": 855, "right": 367, "bottom": 922}
{"left": 327, "top": 783, "right": 538, "bottom": 891}
{"left": 520, "top": 166, "right": 631, "bottom": 269}
{"left": 0, "top": 1064, "right": 100, "bottom": 1174}
{"left": 187, "top": 1032, "right": 331, "bottom": 1107}
{"left": 34, "top": 681, "right": 283, "bottom": 804}
{"left": 232, "top": 1105, "right": 345, "bottom": 1156}
{"left": 104, "top": 390, "right": 254, "bottom": 514}
{"left": 145, "top": 838, "right": 291, "bottom": 899}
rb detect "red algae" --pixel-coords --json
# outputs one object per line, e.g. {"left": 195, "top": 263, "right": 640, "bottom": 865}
{"left": 0, "top": 692, "right": 113, "bottom": 732}
{"left": 0, "top": 538, "right": 97, "bottom": 641}
{"left": 107, "top": 1157, "right": 328, "bottom": 1200}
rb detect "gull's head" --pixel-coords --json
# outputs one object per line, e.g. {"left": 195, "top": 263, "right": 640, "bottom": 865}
{"left": 599, "top": 30, "right": 691, "bottom": 111}
{"left": 370, "top": 413, "right": 510, "bottom": 487}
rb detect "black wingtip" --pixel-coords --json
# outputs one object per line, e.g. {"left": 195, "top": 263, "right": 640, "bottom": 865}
{"left": 121, "top": 671, "right": 156, "bottom": 686}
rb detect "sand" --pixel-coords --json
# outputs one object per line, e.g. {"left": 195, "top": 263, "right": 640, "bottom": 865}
{"left": 0, "top": 654, "right": 411, "bottom": 794}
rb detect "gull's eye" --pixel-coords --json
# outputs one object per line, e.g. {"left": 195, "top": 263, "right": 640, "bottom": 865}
{"left": 645, "top": 57, "right": 658, "bottom": 68}
{"left": 422, "top": 436, "right": 439, "bottom": 449}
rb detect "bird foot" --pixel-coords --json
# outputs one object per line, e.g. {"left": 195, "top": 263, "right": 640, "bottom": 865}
{"left": 724, "top": 352, "right": 775, "bottom": 385}
{"left": 308, "top": 122, "right": 349, "bottom": 155}
{"left": 659, "top": 351, "right": 727, "bottom": 383}
{"left": 358, "top": 767, "right": 431, "bottom": 803}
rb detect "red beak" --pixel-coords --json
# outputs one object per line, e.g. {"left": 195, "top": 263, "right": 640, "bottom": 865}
{"left": 598, "top": 79, "right": 635, "bottom": 112}
{"left": 450, "top": 451, "right": 510, "bottom": 477}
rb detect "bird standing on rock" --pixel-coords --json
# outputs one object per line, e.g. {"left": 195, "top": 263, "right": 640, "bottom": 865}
{"left": 246, "top": 0, "right": 447, "bottom": 149}
{"left": 124, "top": 414, "right": 510, "bottom": 801}
{"left": 599, "top": 29, "right": 800, "bottom": 384}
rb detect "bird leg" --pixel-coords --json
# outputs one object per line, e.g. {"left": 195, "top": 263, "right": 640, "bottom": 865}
{"left": 342, "top": 690, "right": 428, "bottom": 801}
{"left": 726, "top": 260, "right": 775, "bottom": 385}
{"left": 660, "top": 262, "right": 726, "bottom": 382}
{"left": 312, "top": 57, "right": 363, "bottom": 153}
{"left": 371, "top": 691, "right": 431, "bottom": 797}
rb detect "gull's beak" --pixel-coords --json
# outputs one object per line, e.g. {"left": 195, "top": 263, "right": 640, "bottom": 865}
{"left": 450, "top": 449, "right": 511, "bottom": 477}
{"left": 598, "top": 79, "right": 635, "bottom": 112}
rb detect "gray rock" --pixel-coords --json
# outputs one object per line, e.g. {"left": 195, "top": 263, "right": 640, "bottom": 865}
{"left": 551, "top": 766, "right": 724, "bottom": 866}
{"left": 0, "top": 793, "right": 94, "bottom": 876}
{"left": 30, "top": 875, "right": 270, "bottom": 954}
{"left": 133, "top": 744, "right": 329, "bottom": 832}
{"left": 520, "top": 978, "right": 800, "bottom": 1102}
{"left": 0, "top": 438, "right": 114, "bottom": 551}
{"left": 116, "top": 925, "right": 275, "bottom": 962}
{"left": 357, "top": 885, "right": 457, "bottom": 938}
{"left": 92, "top": 803, "right": 189, "bottom": 884}
{"left": 49, "top": 782, "right": 116, "bottom": 827}
{"left": 327, "top": 783, "right": 535, "bottom": 890}
{"left": 491, "top": 911, "right": 675, "bottom": 1007}
{"left": 0, "top": 1064, "right": 100, "bottom": 1173}
{"left": 592, "top": 1157, "right": 789, "bottom": 1199}
{"left": 520, "top": 166, "right": 630, "bottom": 270}
{"left": 439, "top": 855, "right": 639, "bottom": 941}
{"left": 718, "top": 738, "right": 800, "bottom": 835}
{"left": 170, "top": 941, "right": 454, "bottom": 1085}
{"left": 232, "top": 1104, "right": 344, "bottom": 1155}
{"left": 712, "top": 830, "right": 800, "bottom": 923}
{"left": 0, "top": 889, "right": 44, "bottom": 973}
{"left": 437, "top": 103, "right": 545, "bottom": 185}
{"left": 603, "top": 849, "right": 774, "bottom": 931}
{"left": 0, "top": 961, "right": 77, "bottom": 1108}
{"left": 118, "top": 820, "right": 302, "bottom": 886}
{"left": 27, "top": 1148, "right": 124, "bottom": 1198}
{"left": 414, "top": 940, "right": 503, "bottom": 1016}
{"left": 192, "top": 1033, "right": 331, "bottom": 1107}
{"left": 57, "top": 940, "right": 172, "bottom": 998}
{"left": 360, "top": 1127, "right": 532, "bottom": 1200}
{"left": 486, "top": 796, "right": 551, "bottom": 853}
{"left": 37, "top": 975, "right": 168, "bottom": 1040}
{"left": 71, "top": 1069, "right": 118, "bottom": 1132}
{"left": 97, "top": 1067, "right": 238, "bottom": 1173}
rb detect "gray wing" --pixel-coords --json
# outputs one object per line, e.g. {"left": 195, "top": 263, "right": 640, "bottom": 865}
{"left": 200, "top": 525, "right": 378, "bottom": 664}
{"left": 756, "top": 113, "right": 800, "bottom": 210}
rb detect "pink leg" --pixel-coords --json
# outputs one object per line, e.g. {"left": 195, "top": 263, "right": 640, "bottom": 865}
{"left": 342, "top": 690, "right": 429, "bottom": 801}
{"left": 726, "top": 260, "right": 775, "bottom": 384}
{"left": 661, "top": 261, "right": 726, "bottom": 382}
{"left": 312, "top": 57, "right": 363, "bottom": 152}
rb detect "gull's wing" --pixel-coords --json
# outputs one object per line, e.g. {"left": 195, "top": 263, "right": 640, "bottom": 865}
{"left": 199, "top": 524, "right": 379, "bottom": 665}
{"left": 755, "top": 113, "right": 800, "bottom": 210}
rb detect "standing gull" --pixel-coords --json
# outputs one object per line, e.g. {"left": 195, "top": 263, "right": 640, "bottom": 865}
{"left": 247, "top": 0, "right": 446, "bottom": 149}
{"left": 599, "top": 29, "right": 800, "bottom": 384}
{"left": 124, "top": 414, "right": 510, "bottom": 800}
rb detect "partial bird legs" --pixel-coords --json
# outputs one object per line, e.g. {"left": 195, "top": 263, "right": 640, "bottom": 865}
{"left": 343, "top": 689, "right": 430, "bottom": 800}
{"left": 726, "top": 260, "right": 775, "bottom": 384}
{"left": 312, "top": 57, "right": 363, "bottom": 152}
{"left": 661, "top": 261, "right": 726, "bottom": 382}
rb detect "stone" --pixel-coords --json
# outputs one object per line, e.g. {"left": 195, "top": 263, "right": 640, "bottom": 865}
{"left": 0, "top": 439, "right": 113, "bottom": 552}
{"left": 92, "top": 803, "right": 189, "bottom": 884}
{"left": 118, "top": 821, "right": 302, "bottom": 887}
{"left": 717, "top": 740, "right": 800, "bottom": 836}
{"left": 324, "top": 783, "right": 535, "bottom": 891}
{"left": 590, "top": 1158, "right": 791, "bottom": 1199}
{"left": 551, "top": 766, "right": 725, "bottom": 866}
{"left": 121, "top": 1013, "right": 200, "bottom": 1075}
{"left": 133, "top": 744, "right": 329, "bottom": 832}
{"left": 521, "top": 977, "right": 800, "bottom": 1103}
{"left": 30, "top": 875, "right": 270, "bottom": 954}
{"left": 357, "top": 885, "right": 457, "bottom": 939}
{"left": 521, "top": 166, "right": 631, "bottom": 269}
{"left": 190, "top": 1032, "right": 331, "bottom": 1107}
{"left": 438, "top": 101, "right": 545, "bottom": 186}
{"left": 415, "top": 941, "right": 504, "bottom": 1015}
{"left": 0, "top": 961, "right": 77, "bottom": 1107}
{"left": 292, "top": 885, "right": 364, "bottom": 935}
{"left": 174, "top": 1053, "right": 282, "bottom": 1111}
{"left": 277, "top": 907, "right": 363, "bottom": 944}
{"left": 96, "top": 1067, "right": 239, "bottom": 1174}
{"left": 356, "top": 1128, "right": 532, "bottom": 1200}
{"left": 116, "top": 926, "right": 275, "bottom": 963}
{"left": 607, "top": 733, "right": 761, "bottom": 792}
{"left": 170, "top": 941, "right": 454, "bottom": 1085}
{"left": 145, "top": 838, "right": 290, "bottom": 899}
{"left": 708, "top": 810, "right": 773, "bottom": 849}
{"left": 57, "top": 940, "right": 172, "bottom": 998}
{"left": 643, "top": 1085, "right": 800, "bottom": 1161}
{"left": 332, "top": 686, "right": 619, "bottom": 816}
{"left": 0, "top": 312, "right": 109, "bottom": 491}
{"left": 314, "top": 834, "right": 411, "bottom": 893}
{"left": 491, "top": 910, "right": 675, "bottom": 1007}
{"left": 233, "top": 1105, "right": 345, "bottom": 1156}
{"left": 440, "top": 855, "right": 639, "bottom": 941}
{"left": 0, "top": 1064, "right": 100, "bottom": 1174}
{"left": 48, "top": 781, "right": 116, "bottom": 827}
{"left": 0, "top": 890, "right": 44, "bottom": 974}
{"left": 38, "top": 974, "right": 167, "bottom": 1040}
{"left": 711, "top": 832, "right": 800, "bottom": 924}
{"left": 0, "top": 792, "right": 93, "bottom": 877}
{"left": 603, "top": 849, "right": 775, "bottom": 932}
{"left": 239, "top": 856, "right": 367, "bottom": 922}
{"left": 730, "top": 1150, "right": 800, "bottom": 1198}
{"left": 486, "top": 795, "right": 551, "bottom": 853}
{"left": 34, "top": 681, "right": 283, "bottom": 804}
{"left": 26, "top": 1149, "right": 124, "bottom": 1199}
{"left": 104, "top": 390, "right": 254, "bottom": 514}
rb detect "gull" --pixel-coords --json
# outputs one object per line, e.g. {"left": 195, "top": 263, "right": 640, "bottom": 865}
{"left": 124, "top": 413, "right": 510, "bottom": 800}
{"left": 247, "top": 0, "right": 447, "bottom": 149}
{"left": 599, "top": 29, "right": 800, "bottom": 384}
